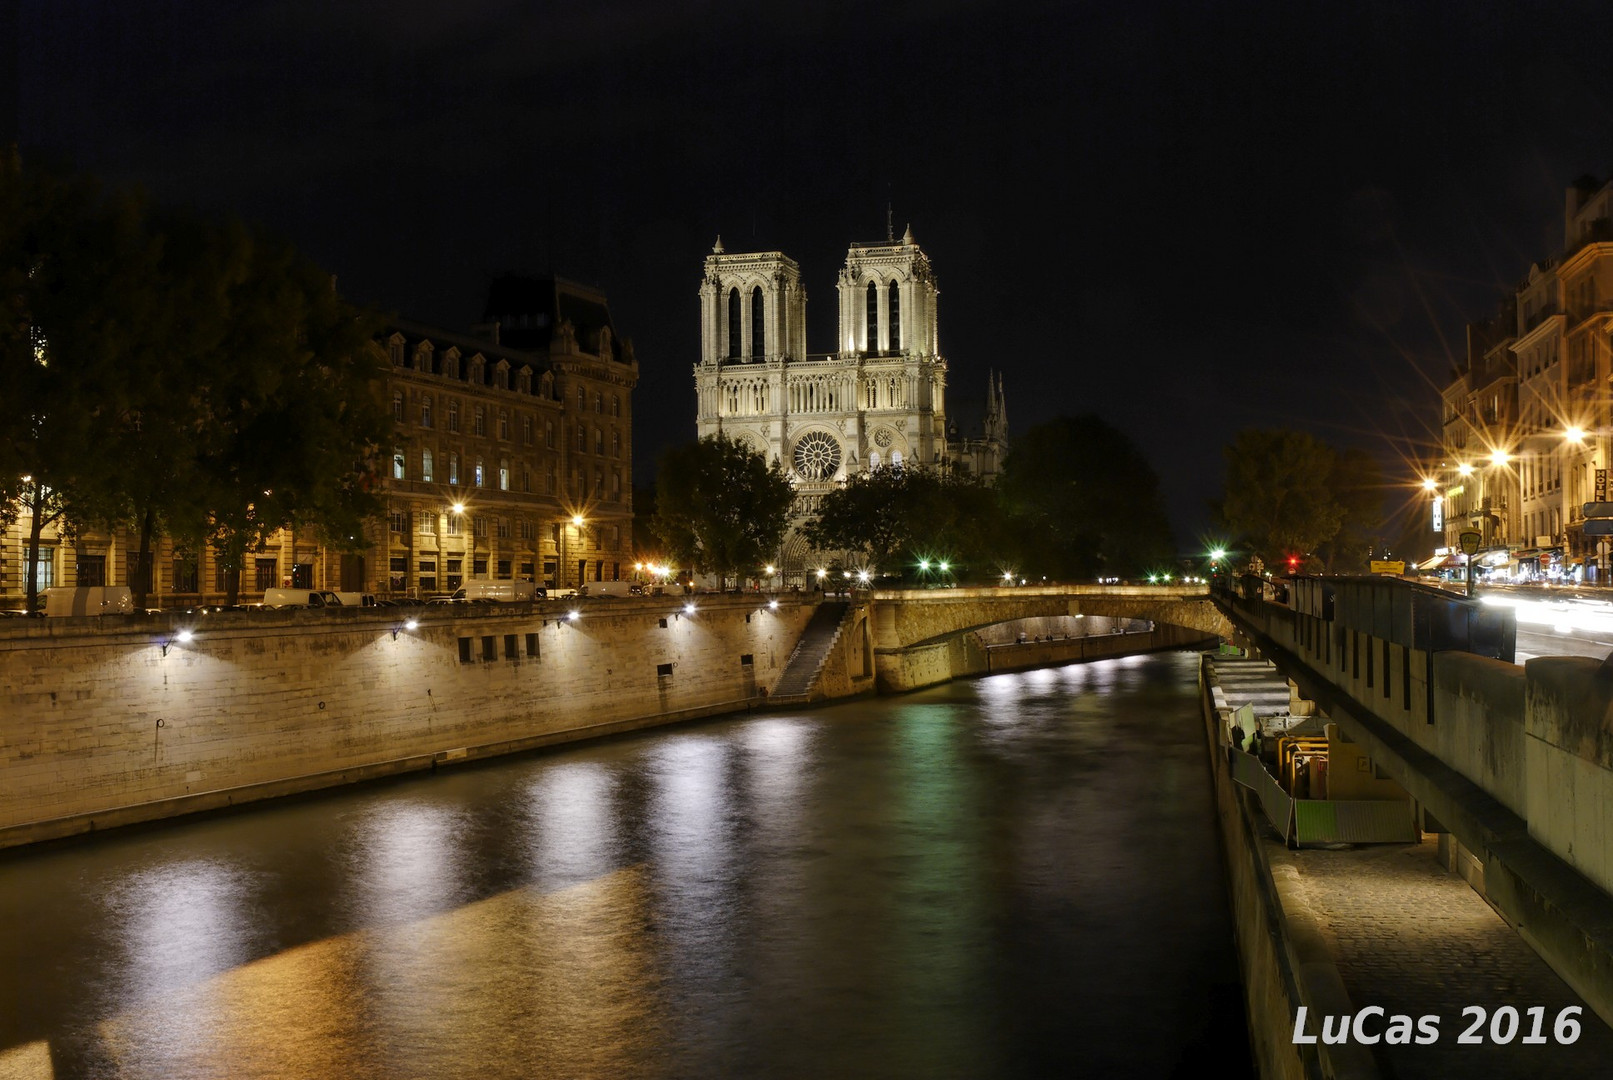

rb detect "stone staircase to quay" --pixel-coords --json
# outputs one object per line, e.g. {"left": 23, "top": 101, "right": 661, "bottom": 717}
{"left": 768, "top": 601, "right": 852, "bottom": 704}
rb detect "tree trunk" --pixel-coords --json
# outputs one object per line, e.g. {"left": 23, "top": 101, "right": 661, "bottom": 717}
{"left": 134, "top": 504, "right": 156, "bottom": 610}
{"left": 24, "top": 486, "right": 45, "bottom": 613}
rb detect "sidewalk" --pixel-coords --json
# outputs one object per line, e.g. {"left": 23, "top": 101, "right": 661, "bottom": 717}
{"left": 1273, "top": 829, "right": 1613, "bottom": 1078}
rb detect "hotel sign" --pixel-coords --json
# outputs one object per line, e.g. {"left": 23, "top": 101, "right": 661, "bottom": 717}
{"left": 1432, "top": 495, "right": 1443, "bottom": 533}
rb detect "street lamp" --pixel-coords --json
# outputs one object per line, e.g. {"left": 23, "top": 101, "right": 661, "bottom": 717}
{"left": 449, "top": 501, "right": 472, "bottom": 588}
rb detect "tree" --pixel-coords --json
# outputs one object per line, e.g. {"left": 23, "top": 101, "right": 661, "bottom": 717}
{"left": 176, "top": 225, "right": 388, "bottom": 604}
{"left": 0, "top": 153, "right": 162, "bottom": 610}
{"left": 996, "top": 415, "right": 1176, "bottom": 580}
{"left": 651, "top": 435, "right": 794, "bottom": 590}
{"left": 1, "top": 155, "right": 390, "bottom": 608}
{"left": 802, "top": 464, "right": 1007, "bottom": 579}
{"left": 1316, "top": 446, "right": 1387, "bottom": 574}
{"left": 1219, "top": 428, "right": 1345, "bottom": 567}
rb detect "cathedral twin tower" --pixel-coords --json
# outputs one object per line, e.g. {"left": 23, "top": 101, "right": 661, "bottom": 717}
{"left": 694, "top": 227, "right": 1005, "bottom": 543}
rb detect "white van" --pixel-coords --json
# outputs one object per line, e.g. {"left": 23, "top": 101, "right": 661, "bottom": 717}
{"left": 262, "top": 588, "right": 342, "bottom": 609}
{"left": 44, "top": 586, "right": 134, "bottom": 617}
{"left": 452, "top": 580, "right": 540, "bottom": 602}
{"left": 580, "top": 580, "right": 644, "bottom": 598}
{"left": 332, "top": 592, "right": 377, "bottom": 607}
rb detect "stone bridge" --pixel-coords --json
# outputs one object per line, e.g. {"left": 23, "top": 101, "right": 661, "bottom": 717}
{"left": 866, "top": 584, "right": 1232, "bottom": 691}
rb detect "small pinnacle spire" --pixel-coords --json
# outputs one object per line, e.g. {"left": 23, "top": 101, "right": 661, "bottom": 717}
{"left": 902, "top": 222, "right": 915, "bottom": 245}
{"left": 713, "top": 234, "right": 725, "bottom": 254}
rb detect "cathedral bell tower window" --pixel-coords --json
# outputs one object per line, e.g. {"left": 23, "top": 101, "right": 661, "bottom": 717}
{"left": 728, "top": 288, "right": 741, "bottom": 360}
{"left": 752, "top": 286, "right": 765, "bottom": 360}
{"left": 888, "top": 281, "right": 900, "bottom": 352}
{"left": 866, "top": 281, "right": 879, "bottom": 353}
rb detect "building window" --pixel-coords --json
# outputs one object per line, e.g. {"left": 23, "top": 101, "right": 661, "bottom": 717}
{"left": 420, "top": 512, "right": 436, "bottom": 536}
{"left": 76, "top": 554, "right": 106, "bottom": 587}
{"left": 392, "top": 449, "right": 406, "bottom": 480}
{"left": 728, "top": 288, "right": 741, "bottom": 359}
{"left": 254, "top": 558, "right": 278, "bottom": 592}
{"left": 545, "top": 420, "right": 555, "bottom": 448}
{"left": 576, "top": 423, "right": 586, "bottom": 451}
{"left": 888, "top": 280, "right": 900, "bottom": 351}
{"left": 521, "top": 464, "right": 531, "bottom": 493}
{"left": 752, "top": 285, "right": 765, "bottom": 358}
{"left": 447, "top": 515, "right": 461, "bottom": 536}
{"left": 612, "top": 394, "right": 621, "bottom": 417}
{"left": 389, "top": 511, "right": 405, "bottom": 534}
{"left": 446, "top": 558, "right": 463, "bottom": 590}
{"left": 612, "top": 471, "right": 621, "bottom": 500}
{"left": 547, "top": 466, "right": 556, "bottom": 494}
{"left": 499, "top": 411, "right": 509, "bottom": 440}
{"left": 612, "top": 430, "right": 621, "bottom": 457}
{"left": 866, "top": 280, "right": 879, "bottom": 351}
{"left": 593, "top": 467, "right": 603, "bottom": 498}
{"left": 420, "top": 397, "right": 433, "bottom": 428}
{"left": 173, "top": 556, "right": 198, "bottom": 593}
{"left": 595, "top": 427, "right": 604, "bottom": 455}
{"left": 448, "top": 452, "right": 459, "bottom": 485}
{"left": 422, "top": 449, "right": 434, "bottom": 482}
{"left": 496, "top": 517, "right": 510, "bottom": 539}
{"left": 475, "top": 458, "right": 485, "bottom": 487}
{"left": 594, "top": 391, "right": 603, "bottom": 413}
{"left": 578, "top": 386, "right": 586, "bottom": 411}
{"left": 474, "top": 517, "right": 488, "bottom": 538}
{"left": 499, "top": 459, "right": 509, "bottom": 490}
{"left": 448, "top": 400, "right": 459, "bottom": 433}
{"left": 523, "top": 416, "right": 533, "bottom": 444}
{"left": 474, "top": 405, "right": 486, "bottom": 436}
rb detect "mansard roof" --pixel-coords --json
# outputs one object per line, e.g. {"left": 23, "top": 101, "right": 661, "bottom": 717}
{"left": 482, "top": 275, "right": 625, "bottom": 361}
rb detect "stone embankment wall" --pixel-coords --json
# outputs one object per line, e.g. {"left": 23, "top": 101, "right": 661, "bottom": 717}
{"left": 1197, "top": 664, "right": 1374, "bottom": 1080}
{"left": 1225, "top": 585, "right": 1613, "bottom": 1027}
{"left": 0, "top": 596, "right": 817, "bottom": 847}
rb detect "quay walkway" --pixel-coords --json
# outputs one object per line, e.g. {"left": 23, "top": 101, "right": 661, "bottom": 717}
{"left": 1205, "top": 655, "right": 1613, "bottom": 1079}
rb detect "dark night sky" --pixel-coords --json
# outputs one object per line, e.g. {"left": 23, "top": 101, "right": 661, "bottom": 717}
{"left": 17, "top": 1, "right": 1613, "bottom": 550}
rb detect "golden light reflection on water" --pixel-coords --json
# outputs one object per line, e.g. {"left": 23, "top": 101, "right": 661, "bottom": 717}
{"left": 96, "top": 866, "right": 664, "bottom": 1080}
{"left": 0, "top": 1040, "right": 52, "bottom": 1080}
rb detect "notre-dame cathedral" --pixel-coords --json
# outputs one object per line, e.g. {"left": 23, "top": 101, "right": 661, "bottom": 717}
{"left": 693, "top": 225, "right": 1008, "bottom": 574}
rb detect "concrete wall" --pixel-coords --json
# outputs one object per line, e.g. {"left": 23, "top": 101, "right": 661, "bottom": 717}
{"left": 1525, "top": 657, "right": 1613, "bottom": 896}
{"left": 0, "top": 596, "right": 817, "bottom": 847}
{"left": 1223, "top": 586, "right": 1613, "bottom": 1026}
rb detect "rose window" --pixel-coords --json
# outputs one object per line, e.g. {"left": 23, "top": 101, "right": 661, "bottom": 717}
{"left": 873, "top": 428, "right": 893, "bottom": 448}
{"left": 793, "top": 431, "right": 842, "bottom": 481}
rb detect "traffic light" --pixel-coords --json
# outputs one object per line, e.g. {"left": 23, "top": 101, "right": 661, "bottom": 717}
{"left": 1287, "top": 554, "right": 1300, "bottom": 575}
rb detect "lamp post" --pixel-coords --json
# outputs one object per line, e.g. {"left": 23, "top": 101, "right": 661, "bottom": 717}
{"left": 450, "top": 501, "right": 470, "bottom": 589}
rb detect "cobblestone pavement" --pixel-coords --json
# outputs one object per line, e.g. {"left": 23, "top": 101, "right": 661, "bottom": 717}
{"left": 1282, "top": 838, "right": 1613, "bottom": 1079}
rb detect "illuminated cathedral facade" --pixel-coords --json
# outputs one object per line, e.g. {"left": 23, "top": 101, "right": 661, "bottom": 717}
{"left": 693, "top": 226, "right": 1007, "bottom": 574}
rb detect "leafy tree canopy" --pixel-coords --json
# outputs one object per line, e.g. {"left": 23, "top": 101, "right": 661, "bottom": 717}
{"left": 1, "top": 153, "right": 389, "bottom": 607}
{"left": 1219, "top": 427, "right": 1390, "bottom": 571}
{"left": 803, "top": 464, "right": 1007, "bottom": 579}
{"left": 996, "top": 415, "right": 1175, "bottom": 579}
{"left": 651, "top": 435, "right": 794, "bottom": 589}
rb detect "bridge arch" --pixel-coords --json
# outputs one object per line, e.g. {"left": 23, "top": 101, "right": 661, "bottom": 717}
{"left": 866, "top": 585, "right": 1232, "bottom": 692}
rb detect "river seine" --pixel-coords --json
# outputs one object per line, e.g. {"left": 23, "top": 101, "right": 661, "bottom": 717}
{"left": 0, "top": 649, "right": 1249, "bottom": 1078}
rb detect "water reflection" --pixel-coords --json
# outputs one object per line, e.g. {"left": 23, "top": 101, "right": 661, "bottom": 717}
{"left": 0, "top": 650, "right": 1246, "bottom": 1078}
{"left": 524, "top": 762, "right": 621, "bottom": 889}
